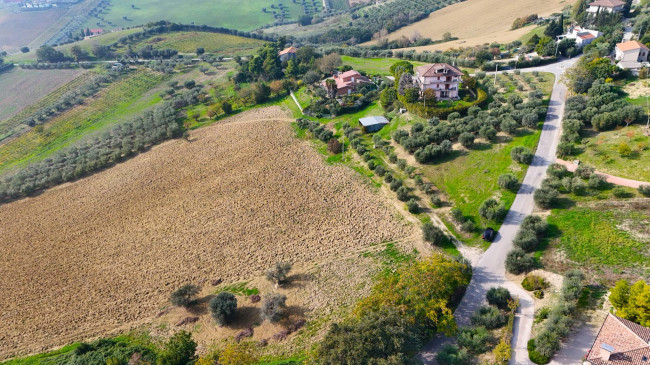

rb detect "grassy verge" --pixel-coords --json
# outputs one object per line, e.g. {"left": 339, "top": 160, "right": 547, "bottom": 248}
{"left": 575, "top": 124, "right": 650, "bottom": 182}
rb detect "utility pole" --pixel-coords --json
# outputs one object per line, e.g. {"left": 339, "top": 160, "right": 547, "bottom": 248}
{"left": 494, "top": 63, "right": 498, "bottom": 86}
{"left": 646, "top": 84, "right": 649, "bottom": 128}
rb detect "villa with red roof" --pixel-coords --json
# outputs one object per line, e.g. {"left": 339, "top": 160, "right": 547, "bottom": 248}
{"left": 415, "top": 63, "right": 463, "bottom": 100}
{"left": 587, "top": 0, "right": 626, "bottom": 13}
{"left": 278, "top": 47, "right": 297, "bottom": 62}
{"left": 585, "top": 313, "right": 650, "bottom": 364}
{"left": 557, "top": 26, "right": 601, "bottom": 48}
{"left": 615, "top": 41, "right": 649, "bottom": 74}
{"left": 320, "top": 70, "right": 372, "bottom": 97}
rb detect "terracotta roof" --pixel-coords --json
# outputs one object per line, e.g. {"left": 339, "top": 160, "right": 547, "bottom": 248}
{"left": 416, "top": 63, "right": 463, "bottom": 77}
{"left": 278, "top": 47, "right": 297, "bottom": 55}
{"left": 589, "top": 347, "right": 650, "bottom": 365}
{"left": 615, "top": 315, "right": 650, "bottom": 342}
{"left": 589, "top": 0, "right": 626, "bottom": 7}
{"left": 617, "top": 41, "right": 650, "bottom": 52}
{"left": 338, "top": 70, "right": 362, "bottom": 78}
{"left": 579, "top": 33, "right": 596, "bottom": 40}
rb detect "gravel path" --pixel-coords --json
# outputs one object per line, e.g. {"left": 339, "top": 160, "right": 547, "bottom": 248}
{"left": 555, "top": 158, "right": 649, "bottom": 189}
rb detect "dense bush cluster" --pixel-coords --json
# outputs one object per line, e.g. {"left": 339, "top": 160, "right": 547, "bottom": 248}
{"left": 529, "top": 270, "right": 584, "bottom": 364}
{"left": 560, "top": 80, "right": 644, "bottom": 158}
{"left": 320, "top": 254, "right": 471, "bottom": 363}
{"left": 505, "top": 215, "right": 547, "bottom": 274}
{"left": 0, "top": 57, "right": 14, "bottom": 74}
{"left": 392, "top": 89, "right": 544, "bottom": 164}
{"left": 0, "top": 89, "right": 200, "bottom": 203}
{"left": 478, "top": 198, "right": 507, "bottom": 222}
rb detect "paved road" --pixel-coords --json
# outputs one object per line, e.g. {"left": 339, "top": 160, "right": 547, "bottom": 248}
{"left": 420, "top": 57, "right": 577, "bottom": 364}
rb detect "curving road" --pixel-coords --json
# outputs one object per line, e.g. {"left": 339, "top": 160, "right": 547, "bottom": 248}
{"left": 420, "top": 57, "right": 578, "bottom": 364}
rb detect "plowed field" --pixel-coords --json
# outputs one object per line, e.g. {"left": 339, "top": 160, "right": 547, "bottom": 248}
{"left": 0, "top": 107, "right": 409, "bottom": 359}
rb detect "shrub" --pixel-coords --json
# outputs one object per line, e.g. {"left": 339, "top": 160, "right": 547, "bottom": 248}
{"left": 528, "top": 339, "right": 550, "bottom": 364}
{"left": 612, "top": 186, "right": 630, "bottom": 198}
{"left": 388, "top": 152, "right": 398, "bottom": 163}
{"left": 422, "top": 222, "right": 447, "bottom": 246}
{"left": 430, "top": 195, "right": 443, "bottom": 207}
{"left": 486, "top": 287, "right": 512, "bottom": 310}
{"left": 457, "top": 327, "right": 491, "bottom": 354}
{"left": 478, "top": 198, "right": 507, "bottom": 222}
{"left": 261, "top": 293, "right": 287, "bottom": 323}
{"left": 384, "top": 173, "right": 394, "bottom": 183}
{"left": 534, "top": 187, "right": 558, "bottom": 209}
{"left": 367, "top": 160, "right": 377, "bottom": 170}
{"left": 471, "top": 306, "right": 507, "bottom": 329}
{"left": 556, "top": 142, "right": 573, "bottom": 158}
{"left": 390, "top": 179, "right": 403, "bottom": 191}
{"left": 157, "top": 331, "right": 197, "bottom": 365}
{"left": 522, "top": 275, "right": 549, "bottom": 291}
{"left": 209, "top": 292, "right": 237, "bottom": 326}
{"left": 588, "top": 174, "right": 607, "bottom": 190}
{"left": 450, "top": 207, "right": 465, "bottom": 223}
{"left": 374, "top": 165, "right": 386, "bottom": 177}
{"left": 561, "top": 270, "right": 584, "bottom": 302}
{"left": 396, "top": 186, "right": 410, "bottom": 201}
{"left": 514, "top": 229, "right": 539, "bottom": 251}
{"left": 575, "top": 164, "right": 594, "bottom": 179}
{"left": 327, "top": 138, "right": 342, "bottom": 154}
{"left": 546, "top": 163, "right": 568, "bottom": 179}
{"left": 170, "top": 284, "right": 200, "bottom": 308}
{"left": 397, "top": 159, "right": 407, "bottom": 170}
{"left": 317, "top": 308, "right": 421, "bottom": 364}
{"left": 406, "top": 199, "right": 419, "bottom": 213}
{"left": 498, "top": 173, "right": 518, "bottom": 191}
{"left": 458, "top": 132, "right": 475, "bottom": 148}
{"left": 639, "top": 185, "right": 650, "bottom": 197}
{"left": 265, "top": 262, "right": 292, "bottom": 287}
{"left": 534, "top": 290, "right": 545, "bottom": 299}
{"left": 363, "top": 152, "right": 373, "bottom": 162}
{"left": 461, "top": 220, "right": 475, "bottom": 233}
{"left": 506, "top": 248, "right": 535, "bottom": 274}
{"left": 436, "top": 345, "right": 472, "bottom": 365}
{"left": 511, "top": 146, "right": 534, "bottom": 164}
{"left": 520, "top": 215, "right": 547, "bottom": 238}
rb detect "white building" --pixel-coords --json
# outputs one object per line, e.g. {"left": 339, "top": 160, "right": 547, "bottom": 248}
{"left": 556, "top": 26, "right": 601, "bottom": 48}
{"left": 587, "top": 0, "right": 626, "bottom": 14}
{"left": 414, "top": 63, "right": 462, "bottom": 100}
{"left": 615, "top": 41, "right": 649, "bottom": 74}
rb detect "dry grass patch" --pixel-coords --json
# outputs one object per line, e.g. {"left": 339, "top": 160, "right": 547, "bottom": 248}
{"left": 0, "top": 106, "right": 410, "bottom": 360}
{"left": 368, "top": 0, "right": 574, "bottom": 52}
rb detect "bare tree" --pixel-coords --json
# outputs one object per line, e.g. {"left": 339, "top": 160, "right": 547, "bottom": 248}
{"left": 265, "top": 262, "right": 292, "bottom": 288}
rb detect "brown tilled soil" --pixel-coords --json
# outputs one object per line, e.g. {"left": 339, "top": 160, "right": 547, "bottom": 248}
{"left": 0, "top": 107, "right": 410, "bottom": 359}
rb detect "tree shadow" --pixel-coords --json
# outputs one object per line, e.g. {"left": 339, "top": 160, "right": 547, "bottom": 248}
{"left": 471, "top": 142, "right": 493, "bottom": 151}
{"left": 553, "top": 197, "right": 576, "bottom": 210}
{"left": 282, "top": 273, "right": 314, "bottom": 289}
{"left": 187, "top": 294, "right": 213, "bottom": 316}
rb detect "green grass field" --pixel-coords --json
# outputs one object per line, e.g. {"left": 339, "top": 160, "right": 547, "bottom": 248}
{"left": 0, "top": 69, "right": 168, "bottom": 173}
{"left": 81, "top": 0, "right": 314, "bottom": 32}
{"left": 341, "top": 56, "right": 427, "bottom": 76}
{"left": 128, "top": 31, "right": 265, "bottom": 55}
{"left": 517, "top": 25, "right": 547, "bottom": 45}
{"left": 576, "top": 124, "right": 650, "bottom": 182}
{"left": 422, "top": 129, "right": 542, "bottom": 247}
{"left": 546, "top": 204, "right": 650, "bottom": 270}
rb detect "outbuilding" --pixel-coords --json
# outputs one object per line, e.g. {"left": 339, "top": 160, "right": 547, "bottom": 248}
{"left": 359, "top": 116, "right": 389, "bottom": 133}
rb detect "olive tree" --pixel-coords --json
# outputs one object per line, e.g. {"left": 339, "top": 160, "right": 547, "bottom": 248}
{"left": 265, "top": 262, "right": 292, "bottom": 288}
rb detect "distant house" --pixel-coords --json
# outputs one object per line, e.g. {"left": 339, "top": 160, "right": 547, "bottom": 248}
{"left": 320, "top": 70, "right": 372, "bottom": 97}
{"left": 615, "top": 41, "right": 649, "bottom": 74}
{"left": 111, "top": 62, "right": 124, "bottom": 71}
{"left": 89, "top": 28, "right": 104, "bottom": 35}
{"left": 587, "top": 0, "right": 626, "bottom": 13}
{"left": 359, "top": 116, "right": 389, "bottom": 133}
{"left": 278, "top": 47, "right": 297, "bottom": 62}
{"left": 415, "top": 63, "right": 463, "bottom": 100}
{"left": 585, "top": 313, "right": 650, "bottom": 364}
{"left": 556, "top": 26, "right": 601, "bottom": 48}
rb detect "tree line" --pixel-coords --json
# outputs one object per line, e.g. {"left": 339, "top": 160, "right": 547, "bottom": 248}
{"left": 0, "top": 88, "right": 205, "bottom": 204}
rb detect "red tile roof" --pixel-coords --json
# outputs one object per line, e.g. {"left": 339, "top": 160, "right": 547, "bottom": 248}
{"left": 415, "top": 63, "right": 463, "bottom": 77}
{"left": 587, "top": 314, "right": 650, "bottom": 365}
{"left": 278, "top": 47, "right": 297, "bottom": 56}
{"left": 589, "top": 0, "right": 626, "bottom": 7}
{"left": 616, "top": 41, "right": 650, "bottom": 52}
{"left": 579, "top": 33, "right": 597, "bottom": 40}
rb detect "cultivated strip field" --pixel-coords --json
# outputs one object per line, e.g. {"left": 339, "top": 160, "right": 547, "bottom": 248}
{"left": 0, "top": 68, "right": 89, "bottom": 137}
{"left": 0, "top": 7, "right": 67, "bottom": 52}
{"left": 371, "top": 0, "right": 574, "bottom": 52}
{"left": 0, "top": 107, "right": 409, "bottom": 359}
